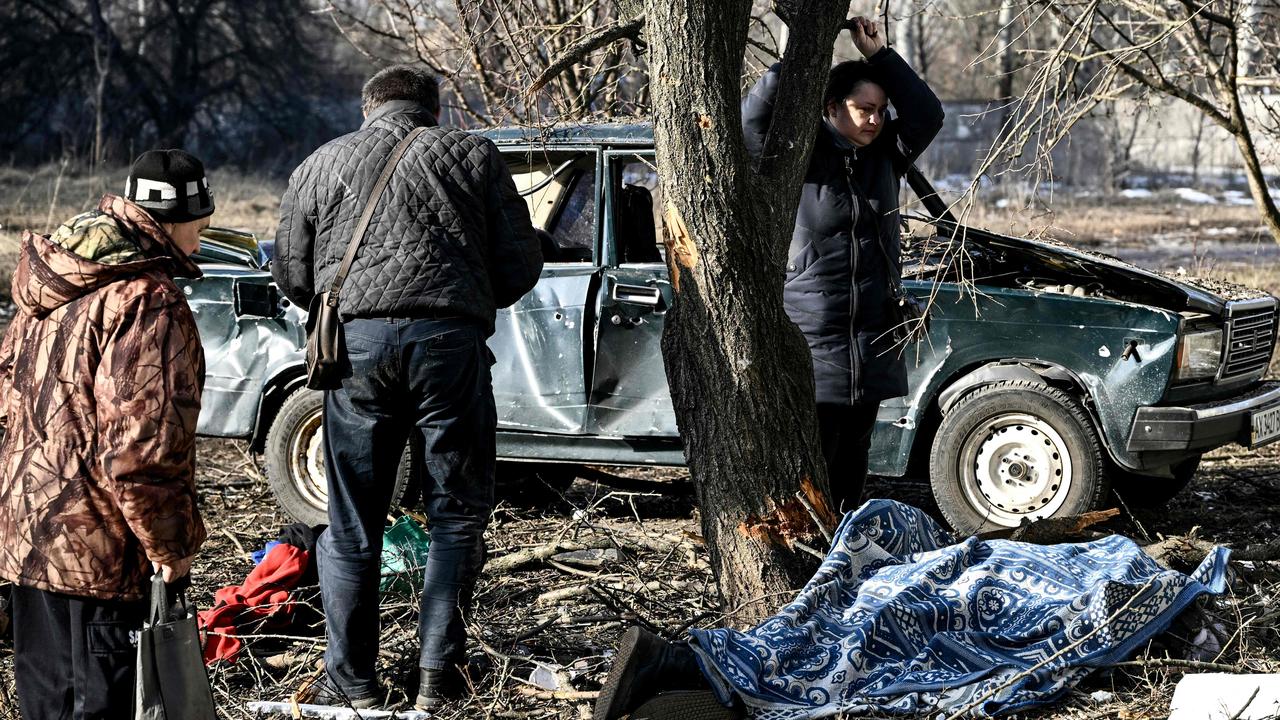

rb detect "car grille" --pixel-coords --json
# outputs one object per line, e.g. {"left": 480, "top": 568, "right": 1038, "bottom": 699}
{"left": 1222, "top": 304, "right": 1277, "bottom": 381}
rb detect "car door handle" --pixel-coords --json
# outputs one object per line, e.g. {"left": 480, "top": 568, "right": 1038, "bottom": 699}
{"left": 612, "top": 283, "right": 661, "bottom": 307}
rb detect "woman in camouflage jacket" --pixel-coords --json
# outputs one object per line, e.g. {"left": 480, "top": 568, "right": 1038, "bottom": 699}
{"left": 0, "top": 150, "right": 212, "bottom": 720}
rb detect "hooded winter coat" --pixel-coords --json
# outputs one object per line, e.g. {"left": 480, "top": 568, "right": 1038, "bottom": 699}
{"left": 743, "top": 49, "right": 944, "bottom": 405}
{"left": 0, "top": 195, "right": 207, "bottom": 601}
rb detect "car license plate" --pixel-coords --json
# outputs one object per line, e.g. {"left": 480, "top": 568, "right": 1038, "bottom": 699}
{"left": 1250, "top": 404, "right": 1280, "bottom": 447}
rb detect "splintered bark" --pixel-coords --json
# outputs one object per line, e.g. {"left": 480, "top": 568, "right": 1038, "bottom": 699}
{"left": 645, "top": 0, "right": 845, "bottom": 625}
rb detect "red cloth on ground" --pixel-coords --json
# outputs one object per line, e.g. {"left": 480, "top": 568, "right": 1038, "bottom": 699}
{"left": 198, "top": 543, "right": 310, "bottom": 664}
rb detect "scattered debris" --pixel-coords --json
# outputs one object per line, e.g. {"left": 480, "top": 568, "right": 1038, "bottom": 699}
{"left": 246, "top": 701, "right": 430, "bottom": 719}
{"left": 978, "top": 507, "right": 1120, "bottom": 544}
{"left": 5, "top": 440, "right": 1277, "bottom": 719}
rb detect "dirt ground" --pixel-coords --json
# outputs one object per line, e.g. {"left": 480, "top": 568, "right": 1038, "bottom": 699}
{"left": 3, "top": 441, "right": 1275, "bottom": 719}
{"left": 0, "top": 169, "right": 1279, "bottom": 718}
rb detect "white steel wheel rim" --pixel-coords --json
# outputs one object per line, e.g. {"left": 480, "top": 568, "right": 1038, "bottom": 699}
{"left": 962, "top": 412, "right": 1073, "bottom": 527}
{"left": 288, "top": 409, "right": 328, "bottom": 511}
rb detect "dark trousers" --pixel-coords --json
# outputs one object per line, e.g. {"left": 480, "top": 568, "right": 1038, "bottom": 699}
{"left": 816, "top": 403, "right": 880, "bottom": 514}
{"left": 10, "top": 584, "right": 147, "bottom": 720}
{"left": 319, "top": 317, "right": 496, "bottom": 699}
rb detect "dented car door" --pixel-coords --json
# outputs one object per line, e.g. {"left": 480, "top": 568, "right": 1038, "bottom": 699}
{"left": 490, "top": 148, "right": 600, "bottom": 435}
{"left": 585, "top": 151, "right": 678, "bottom": 439}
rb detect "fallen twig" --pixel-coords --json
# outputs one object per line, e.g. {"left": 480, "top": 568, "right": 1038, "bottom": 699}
{"left": 221, "top": 528, "right": 248, "bottom": 559}
{"left": 794, "top": 490, "right": 834, "bottom": 545}
{"left": 487, "top": 538, "right": 614, "bottom": 574}
{"left": 1112, "top": 657, "right": 1251, "bottom": 673}
{"left": 789, "top": 538, "right": 826, "bottom": 560}
{"left": 1227, "top": 686, "right": 1261, "bottom": 720}
{"left": 513, "top": 686, "right": 599, "bottom": 701}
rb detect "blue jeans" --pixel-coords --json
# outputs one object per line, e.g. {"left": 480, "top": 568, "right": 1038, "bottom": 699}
{"left": 318, "top": 317, "right": 496, "bottom": 699}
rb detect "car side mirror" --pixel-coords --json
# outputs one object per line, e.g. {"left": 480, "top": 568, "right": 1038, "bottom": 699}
{"left": 234, "top": 279, "right": 282, "bottom": 318}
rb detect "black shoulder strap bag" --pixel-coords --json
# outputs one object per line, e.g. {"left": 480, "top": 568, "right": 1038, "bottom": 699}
{"left": 305, "top": 126, "right": 428, "bottom": 390}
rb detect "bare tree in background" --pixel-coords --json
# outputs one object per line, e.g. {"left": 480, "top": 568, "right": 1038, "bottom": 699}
{"left": 975, "top": 0, "right": 1280, "bottom": 242}
{"left": 892, "top": 0, "right": 947, "bottom": 82}
{"left": 322, "top": 0, "right": 648, "bottom": 126}
{"left": 0, "top": 0, "right": 359, "bottom": 166}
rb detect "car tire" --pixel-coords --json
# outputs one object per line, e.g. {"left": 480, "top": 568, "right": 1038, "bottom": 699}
{"left": 929, "top": 379, "right": 1109, "bottom": 534}
{"left": 1112, "top": 456, "right": 1201, "bottom": 508}
{"left": 264, "top": 388, "right": 417, "bottom": 527}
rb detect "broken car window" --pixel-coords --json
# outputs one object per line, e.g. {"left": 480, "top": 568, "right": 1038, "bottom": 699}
{"left": 615, "top": 156, "right": 666, "bottom": 265}
{"left": 506, "top": 151, "right": 595, "bottom": 263}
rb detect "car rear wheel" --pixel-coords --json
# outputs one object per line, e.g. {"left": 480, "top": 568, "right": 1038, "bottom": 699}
{"left": 930, "top": 379, "right": 1109, "bottom": 534}
{"left": 1113, "top": 456, "right": 1201, "bottom": 508}
{"left": 264, "top": 388, "right": 418, "bottom": 527}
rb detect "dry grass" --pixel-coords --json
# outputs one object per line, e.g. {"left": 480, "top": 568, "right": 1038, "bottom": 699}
{"left": 0, "top": 163, "right": 285, "bottom": 292}
{"left": 960, "top": 197, "right": 1267, "bottom": 247}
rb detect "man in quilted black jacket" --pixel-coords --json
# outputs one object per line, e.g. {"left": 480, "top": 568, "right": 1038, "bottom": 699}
{"left": 274, "top": 64, "right": 542, "bottom": 710}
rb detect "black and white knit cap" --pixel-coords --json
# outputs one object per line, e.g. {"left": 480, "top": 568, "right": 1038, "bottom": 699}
{"left": 124, "top": 149, "right": 215, "bottom": 223}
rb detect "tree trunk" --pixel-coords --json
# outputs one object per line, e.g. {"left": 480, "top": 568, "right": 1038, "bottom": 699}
{"left": 1230, "top": 115, "right": 1280, "bottom": 245}
{"left": 89, "top": 0, "right": 111, "bottom": 167}
{"left": 644, "top": 0, "right": 844, "bottom": 625}
{"left": 894, "top": 1, "right": 914, "bottom": 73}
{"left": 996, "top": 0, "right": 1016, "bottom": 129}
{"left": 1218, "top": 39, "right": 1280, "bottom": 244}
{"left": 1190, "top": 111, "right": 1206, "bottom": 186}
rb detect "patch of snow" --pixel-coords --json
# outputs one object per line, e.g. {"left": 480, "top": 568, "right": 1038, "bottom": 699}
{"left": 1223, "top": 190, "right": 1255, "bottom": 206}
{"left": 1174, "top": 188, "right": 1218, "bottom": 204}
{"left": 1203, "top": 226, "right": 1240, "bottom": 237}
{"left": 933, "top": 174, "right": 974, "bottom": 193}
{"left": 1120, "top": 188, "right": 1154, "bottom": 199}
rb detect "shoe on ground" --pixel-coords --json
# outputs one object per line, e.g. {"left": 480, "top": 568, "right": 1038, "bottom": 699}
{"left": 593, "top": 626, "right": 707, "bottom": 720}
{"left": 303, "top": 680, "right": 380, "bottom": 710}
{"left": 631, "top": 690, "right": 742, "bottom": 720}
{"left": 414, "top": 665, "right": 469, "bottom": 709}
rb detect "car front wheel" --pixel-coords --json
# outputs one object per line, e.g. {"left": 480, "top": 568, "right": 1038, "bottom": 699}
{"left": 929, "top": 379, "right": 1109, "bottom": 534}
{"left": 264, "top": 388, "right": 418, "bottom": 527}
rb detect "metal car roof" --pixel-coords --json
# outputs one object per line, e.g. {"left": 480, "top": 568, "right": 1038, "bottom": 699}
{"left": 479, "top": 122, "right": 654, "bottom": 147}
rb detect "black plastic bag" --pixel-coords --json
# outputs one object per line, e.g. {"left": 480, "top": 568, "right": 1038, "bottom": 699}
{"left": 134, "top": 574, "right": 217, "bottom": 720}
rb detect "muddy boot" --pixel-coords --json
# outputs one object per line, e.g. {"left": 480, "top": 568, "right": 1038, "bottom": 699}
{"left": 593, "top": 627, "right": 707, "bottom": 720}
{"left": 414, "top": 666, "right": 469, "bottom": 709}
{"left": 631, "top": 690, "right": 742, "bottom": 720}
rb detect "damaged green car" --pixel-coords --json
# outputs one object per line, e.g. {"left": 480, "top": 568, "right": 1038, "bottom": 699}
{"left": 188, "top": 123, "right": 1280, "bottom": 533}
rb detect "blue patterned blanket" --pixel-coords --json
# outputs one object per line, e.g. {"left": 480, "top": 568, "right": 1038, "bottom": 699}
{"left": 689, "top": 500, "right": 1229, "bottom": 718}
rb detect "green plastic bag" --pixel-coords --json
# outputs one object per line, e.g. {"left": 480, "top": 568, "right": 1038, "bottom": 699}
{"left": 380, "top": 515, "right": 430, "bottom": 594}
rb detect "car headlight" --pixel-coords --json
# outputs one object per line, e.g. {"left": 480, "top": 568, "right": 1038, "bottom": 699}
{"left": 1174, "top": 328, "right": 1223, "bottom": 381}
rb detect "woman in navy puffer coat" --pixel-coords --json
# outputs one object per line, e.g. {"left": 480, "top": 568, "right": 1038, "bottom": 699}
{"left": 742, "top": 17, "right": 944, "bottom": 512}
